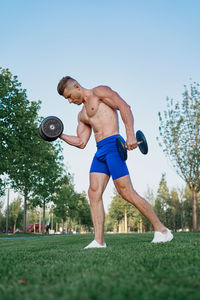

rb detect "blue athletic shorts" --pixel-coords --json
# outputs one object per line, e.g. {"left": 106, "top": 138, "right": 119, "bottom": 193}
{"left": 90, "top": 134, "right": 129, "bottom": 180}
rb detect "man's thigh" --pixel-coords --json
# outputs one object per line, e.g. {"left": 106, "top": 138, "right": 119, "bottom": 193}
{"left": 89, "top": 172, "right": 110, "bottom": 194}
{"left": 113, "top": 174, "right": 134, "bottom": 199}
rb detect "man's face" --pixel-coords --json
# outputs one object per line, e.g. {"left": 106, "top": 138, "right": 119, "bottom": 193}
{"left": 63, "top": 87, "right": 83, "bottom": 105}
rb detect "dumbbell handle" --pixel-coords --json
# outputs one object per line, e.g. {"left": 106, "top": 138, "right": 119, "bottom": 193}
{"left": 125, "top": 140, "right": 143, "bottom": 149}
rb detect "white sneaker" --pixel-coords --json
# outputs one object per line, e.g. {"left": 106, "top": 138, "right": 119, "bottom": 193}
{"left": 84, "top": 240, "right": 107, "bottom": 249}
{"left": 151, "top": 229, "right": 173, "bottom": 243}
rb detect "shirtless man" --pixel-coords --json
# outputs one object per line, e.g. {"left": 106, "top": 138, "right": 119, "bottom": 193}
{"left": 57, "top": 76, "right": 173, "bottom": 248}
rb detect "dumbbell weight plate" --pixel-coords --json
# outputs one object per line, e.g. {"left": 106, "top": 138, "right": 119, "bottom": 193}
{"left": 116, "top": 130, "right": 148, "bottom": 160}
{"left": 39, "top": 125, "right": 50, "bottom": 141}
{"left": 39, "top": 116, "right": 64, "bottom": 142}
{"left": 116, "top": 136, "right": 128, "bottom": 161}
{"left": 136, "top": 130, "right": 148, "bottom": 155}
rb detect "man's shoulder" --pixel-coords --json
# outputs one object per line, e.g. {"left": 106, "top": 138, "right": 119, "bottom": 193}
{"left": 78, "top": 107, "right": 86, "bottom": 118}
{"left": 78, "top": 107, "right": 90, "bottom": 124}
{"left": 93, "top": 85, "right": 112, "bottom": 96}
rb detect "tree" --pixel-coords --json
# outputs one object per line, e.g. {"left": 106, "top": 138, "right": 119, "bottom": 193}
{"left": 105, "top": 213, "right": 114, "bottom": 232}
{"left": 30, "top": 142, "right": 65, "bottom": 234}
{"left": 0, "top": 68, "right": 21, "bottom": 196}
{"left": 0, "top": 178, "right": 6, "bottom": 198}
{"left": 168, "top": 189, "right": 181, "bottom": 231}
{"left": 176, "top": 186, "right": 187, "bottom": 231}
{"left": 158, "top": 82, "right": 200, "bottom": 230}
{"left": 0, "top": 67, "right": 65, "bottom": 232}
{"left": 0, "top": 67, "right": 41, "bottom": 230}
{"left": 53, "top": 176, "right": 77, "bottom": 233}
{"left": 0, "top": 200, "right": 5, "bottom": 232}
{"left": 154, "top": 174, "right": 170, "bottom": 226}
{"left": 108, "top": 189, "right": 135, "bottom": 232}
{"left": 9, "top": 196, "right": 22, "bottom": 232}
{"left": 183, "top": 185, "right": 193, "bottom": 230}
{"left": 28, "top": 207, "right": 39, "bottom": 233}
{"left": 74, "top": 192, "right": 92, "bottom": 232}
{"left": 144, "top": 186, "right": 155, "bottom": 206}
{"left": 142, "top": 187, "right": 155, "bottom": 232}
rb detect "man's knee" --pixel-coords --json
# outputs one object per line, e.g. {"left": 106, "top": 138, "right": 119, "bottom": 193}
{"left": 117, "top": 184, "right": 129, "bottom": 200}
{"left": 88, "top": 185, "right": 102, "bottom": 202}
{"left": 114, "top": 176, "right": 135, "bottom": 201}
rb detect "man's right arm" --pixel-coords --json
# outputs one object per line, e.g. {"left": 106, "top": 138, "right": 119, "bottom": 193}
{"left": 94, "top": 86, "right": 137, "bottom": 150}
{"left": 59, "top": 113, "right": 91, "bottom": 149}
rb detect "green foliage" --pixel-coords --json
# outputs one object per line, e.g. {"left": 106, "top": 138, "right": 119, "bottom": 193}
{"left": 154, "top": 174, "right": 199, "bottom": 231}
{"left": 28, "top": 208, "right": 38, "bottom": 227}
{"left": 9, "top": 196, "right": 23, "bottom": 232}
{"left": 31, "top": 142, "right": 64, "bottom": 207}
{"left": 106, "top": 174, "right": 198, "bottom": 232}
{"left": 0, "top": 178, "right": 5, "bottom": 198}
{"left": 183, "top": 185, "right": 194, "bottom": 230}
{"left": 158, "top": 82, "right": 200, "bottom": 190}
{"left": 74, "top": 192, "right": 92, "bottom": 229}
{"left": 108, "top": 189, "right": 135, "bottom": 231}
{"left": 53, "top": 176, "right": 92, "bottom": 231}
{"left": 53, "top": 175, "right": 77, "bottom": 223}
{"left": 158, "top": 81, "right": 200, "bottom": 230}
{"left": 0, "top": 67, "right": 65, "bottom": 231}
{"left": 154, "top": 173, "right": 170, "bottom": 225}
{"left": 0, "top": 67, "right": 41, "bottom": 185}
{"left": 0, "top": 200, "right": 5, "bottom": 232}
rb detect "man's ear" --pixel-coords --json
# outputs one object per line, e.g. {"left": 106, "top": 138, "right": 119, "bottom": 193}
{"left": 74, "top": 83, "right": 80, "bottom": 90}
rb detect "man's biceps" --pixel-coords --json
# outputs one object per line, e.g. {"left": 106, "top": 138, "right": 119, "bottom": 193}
{"left": 78, "top": 122, "right": 91, "bottom": 135}
{"left": 84, "top": 124, "right": 92, "bottom": 136}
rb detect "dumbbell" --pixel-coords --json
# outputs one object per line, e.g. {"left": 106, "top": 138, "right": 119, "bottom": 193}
{"left": 39, "top": 116, "right": 64, "bottom": 141}
{"left": 116, "top": 130, "right": 148, "bottom": 161}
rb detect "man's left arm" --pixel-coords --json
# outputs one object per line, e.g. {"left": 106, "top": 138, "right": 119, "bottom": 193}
{"left": 94, "top": 86, "right": 138, "bottom": 150}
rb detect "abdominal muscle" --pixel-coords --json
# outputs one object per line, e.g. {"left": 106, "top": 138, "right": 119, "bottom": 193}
{"left": 83, "top": 101, "right": 119, "bottom": 142}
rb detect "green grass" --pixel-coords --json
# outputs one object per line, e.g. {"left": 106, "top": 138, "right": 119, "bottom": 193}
{"left": 0, "top": 232, "right": 199, "bottom": 300}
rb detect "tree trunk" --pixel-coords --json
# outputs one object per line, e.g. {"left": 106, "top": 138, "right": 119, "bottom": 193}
{"left": 62, "top": 219, "right": 65, "bottom": 233}
{"left": 192, "top": 190, "right": 198, "bottom": 231}
{"left": 124, "top": 209, "right": 127, "bottom": 233}
{"left": 181, "top": 207, "right": 184, "bottom": 231}
{"left": 39, "top": 208, "right": 42, "bottom": 233}
{"left": 6, "top": 187, "right": 10, "bottom": 234}
{"left": 174, "top": 217, "right": 177, "bottom": 232}
{"left": 139, "top": 218, "right": 143, "bottom": 233}
{"left": 13, "top": 222, "right": 16, "bottom": 233}
{"left": 118, "top": 222, "right": 122, "bottom": 233}
{"left": 42, "top": 200, "right": 46, "bottom": 234}
{"left": 23, "top": 195, "right": 27, "bottom": 233}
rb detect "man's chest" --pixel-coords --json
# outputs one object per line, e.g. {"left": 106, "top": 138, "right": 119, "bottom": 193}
{"left": 81, "top": 98, "right": 114, "bottom": 126}
{"left": 84, "top": 98, "right": 100, "bottom": 118}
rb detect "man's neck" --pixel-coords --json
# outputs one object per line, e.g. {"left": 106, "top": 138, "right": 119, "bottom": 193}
{"left": 82, "top": 88, "right": 92, "bottom": 103}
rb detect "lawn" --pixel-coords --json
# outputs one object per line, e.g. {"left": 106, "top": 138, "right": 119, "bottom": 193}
{"left": 0, "top": 232, "right": 199, "bottom": 300}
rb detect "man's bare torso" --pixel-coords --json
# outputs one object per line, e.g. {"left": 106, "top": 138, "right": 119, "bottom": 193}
{"left": 80, "top": 87, "right": 119, "bottom": 142}
{"left": 60, "top": 82, "right": 136, "bottom": 150}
